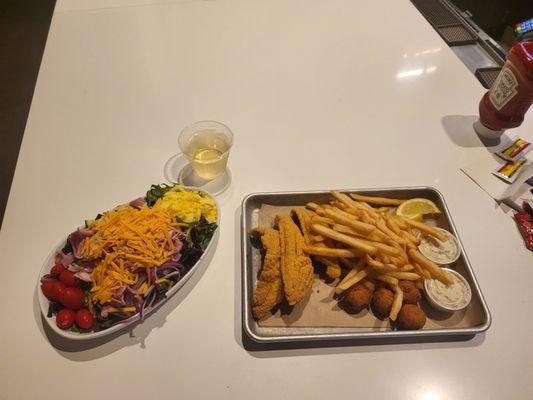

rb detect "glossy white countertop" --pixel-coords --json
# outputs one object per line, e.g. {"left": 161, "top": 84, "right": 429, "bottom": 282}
{"left": 1, "top": 1, "right": 532, "bottom": 399}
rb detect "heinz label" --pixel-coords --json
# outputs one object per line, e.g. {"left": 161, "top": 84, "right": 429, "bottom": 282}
{"left": 489, "top": 66, "right": 518, "bottom": 111}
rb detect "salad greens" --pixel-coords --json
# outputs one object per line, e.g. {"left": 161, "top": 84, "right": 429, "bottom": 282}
{"left": 145, "top": 183, "right": 176, "bottom": 206}
{"left": 181, "top": 218, "right": 218, "bottom": 267}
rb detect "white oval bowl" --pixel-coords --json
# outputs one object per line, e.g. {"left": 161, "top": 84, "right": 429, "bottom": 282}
{"left": 37, "top": 187, "right": 219, "bottom": 341}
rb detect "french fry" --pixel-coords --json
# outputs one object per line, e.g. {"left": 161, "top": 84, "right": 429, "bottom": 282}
{"left": 306, "top": 202, "right": 320, "bottom": 211}
{"left": 331, "top": 190, "right": 357, "bottom": 209}
{"left": 388, "top": 256, "right": 405, "bottom": 267}
{"left": 359, "top": 202, "right": 380, "bottom": 217}
{"left": 400, "top": 229, "right": 421, "bottom": 246}
{"left": 390, "top": 242, "right": 409, "bottom": 267}
{"left": 303, "top": 246, "right": 360, "bottom": 258}
{"left": 332, "top": 223, "right": 374, "bottom": 240}
{"left": 399, "top": 264, "right": 414, "bottom": 272}
{"left": 311, "top": 224, "right": 377, "bottom": 254}
{"left": 310, "top": 216, "right": 335, "bottom": 226}
{"left": 402, "top": 218, "right": 447, "bottom": 242}
{"left": 330, "top": 200, "right": 346, "bottom": 209}
{"left": 310, "top": 234, "right": 325, "bottom": 242}
{"left": 416, "top": 280, "right": 424, "bottom": 290}
{"left": 375, "top": 274, "right": 399, "bottom": 286}
{"left": 389, "top": 286, "right": 403, "bottom": 321}
{"left": 335, "top": 267, "right": 370, "bottom": 294}
{"left": 380, "top": 254, "right": 391, "bottom": 264}
{"left": 361, "top": 239, "right": 400, "bottom": 257}
{"left": 376, "top": 220, "right": 407, "bottom": 244}
{"left": 386, "top": 215, "right": 402, "bottom": 236}
{"left": 336, "top": 269, "right": 358, "bottom": 291}
{"left": 358, "top": 211, "right": 372, "bottom": 225}
{"left": 412, "top": 262, "right": 431, "bottom": 279}
{"left": 408, "top": 249, "right": 453, "bottom": 285}
{"left": 391, "top": 215, "right": 408, "bottom": 229}
{"left": 331, "top": 224, "right": 400, "bottom": 256}
{"left": 366, "top": 255, "right": 397, "bottom": 272}
{"left": 405, "top": 241, "right": 418, "bottom": 251}
{"left": 349, "top": 193, "right": 406, "bottom": 206}
{"left": 406, "top": 231, "right": 421, "bottom": 245}
{"left": 373, "top": 264, "right": 399, "bottom": 273}
{"left": 386, "top": 271, "right": 421, "bottom": 280}
{"left": 324, "top": 208, "right": 375, "bottom": 235}
{"left": 361, "top": 209, "right": 376, "bottom": 224}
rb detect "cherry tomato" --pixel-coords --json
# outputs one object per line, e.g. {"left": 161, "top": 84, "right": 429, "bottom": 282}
{"left": 56, "top": 308, "right": 76, "bottom": 330}
{"left": 52, "top": 281, "right": 66, "bottom": 301}
{"left": 75, "top": 309, "right": 94, "bottom": 330}
{"left": 59, "top": 270, "right": 79, "bottom": 287}
{"left": 41, "top": 280, "right": 57, "bottom": 298}
{"left": 59, "top": 287, "right": 84, "bottom": 309}
{"left": 50, "top": 263, "right": 65, "bottom": 277}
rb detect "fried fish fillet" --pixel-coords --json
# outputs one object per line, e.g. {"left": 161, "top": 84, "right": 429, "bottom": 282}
{"left": 291, "top": 208, "right": 313, "bottom": 245}
{"left": 252, "top": 229, "right": 283, "bottom": 319}
{"left": 276, "top": 216, "right": 314, "bottom": 306}
{"left": 292, "top": 208, "right": 341, "bottom": 280}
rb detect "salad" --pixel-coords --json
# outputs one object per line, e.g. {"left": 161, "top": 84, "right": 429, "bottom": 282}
{"left": 40, "top": 184, "right": 218, "bottom": 332}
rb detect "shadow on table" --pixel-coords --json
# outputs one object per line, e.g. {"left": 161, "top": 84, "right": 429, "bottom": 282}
{"left": 33, "top": 232, "right": 219, "bottom": 361}
{"left": 441, "top": 115, "right": 503, "bottom": 148}
{"left": 242, "top": 330, "right": 484, "bottom": 357}
{"left": 233, "top": 205, "right": 487, "bottom": 357}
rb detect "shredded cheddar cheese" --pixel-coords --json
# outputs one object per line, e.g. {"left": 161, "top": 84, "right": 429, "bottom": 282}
{"left": 83, "top": 205, "right": 181, "bottom": 304}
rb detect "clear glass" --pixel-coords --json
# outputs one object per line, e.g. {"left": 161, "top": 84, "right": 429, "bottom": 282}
{"left": 178, "top": 121, "right": 233, "bottom": 180}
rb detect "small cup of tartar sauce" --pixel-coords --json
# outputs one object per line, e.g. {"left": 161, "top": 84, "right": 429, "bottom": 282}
{"left": 424, "top": 268, "right": 472, "bottom": 312}
{"left": 418, "top": 228, "right": 461, "bottom": 266}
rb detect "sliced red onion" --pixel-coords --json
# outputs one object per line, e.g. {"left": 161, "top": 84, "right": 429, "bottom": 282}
{"left": 55, "top": 251, "right": 75, "bottom": 267}
{"left": 75, "top": 271, "right": 92, "bottom": 282}
{"left": 161, "top": 271, "right": 181, "bottom": 280}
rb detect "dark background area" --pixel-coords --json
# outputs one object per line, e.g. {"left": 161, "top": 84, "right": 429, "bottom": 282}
{"left": 0, "top": 0, "right": 55, "bottom": 228}
{"left": 451, "top": 0, "right": 532, "bottom": 49}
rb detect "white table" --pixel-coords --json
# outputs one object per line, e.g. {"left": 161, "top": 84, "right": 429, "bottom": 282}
{"left": 1, "top": 1, "right": 532, "bottom": 399}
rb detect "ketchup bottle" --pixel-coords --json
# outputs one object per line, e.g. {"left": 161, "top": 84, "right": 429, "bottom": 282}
{"left": 474, "top": 41, "right": 533, "bottom": 138}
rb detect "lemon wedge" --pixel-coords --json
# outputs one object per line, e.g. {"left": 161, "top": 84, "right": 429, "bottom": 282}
{"left": 396, "top": 198, "right": 441, "bottom": 221}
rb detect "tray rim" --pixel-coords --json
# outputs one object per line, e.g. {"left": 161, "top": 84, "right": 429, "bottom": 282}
{"left": 241, "top": 186, "right": 492, "bottom": 344}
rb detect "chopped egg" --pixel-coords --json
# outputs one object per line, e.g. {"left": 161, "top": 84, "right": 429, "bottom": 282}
{"left": 156, "top": 185, "right": 217, "bottom": 223}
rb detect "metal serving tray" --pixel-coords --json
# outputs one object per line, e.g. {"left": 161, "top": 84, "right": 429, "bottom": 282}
{"left": 241, "top": 187, "right": 491, "bottom": 345}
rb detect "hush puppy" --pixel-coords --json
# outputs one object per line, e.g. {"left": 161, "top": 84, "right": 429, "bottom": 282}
{"left": 371, "top": 287, "right": 394, "bottom": 318}
{"left": 343, "top": 283, "right": 373, "bottom": 313}
{"left": 399, "top": 280, "right": 421, "bottom": 304}
{"left": 396, "top": 304, "right": 426, "bottom": 330}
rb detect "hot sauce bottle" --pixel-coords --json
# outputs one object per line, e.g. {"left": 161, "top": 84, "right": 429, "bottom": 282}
{"left": 474, "top": 41, "right": 533, "bottom": 138}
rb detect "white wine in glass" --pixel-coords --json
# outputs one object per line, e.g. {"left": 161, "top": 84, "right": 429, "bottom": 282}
{"left": 179, "top": 121, "right": 233, "bottom": 180}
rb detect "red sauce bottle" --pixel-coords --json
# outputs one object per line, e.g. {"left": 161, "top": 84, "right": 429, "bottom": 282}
{"left": 474, "top": 41, "right": 533, "bottom": 138}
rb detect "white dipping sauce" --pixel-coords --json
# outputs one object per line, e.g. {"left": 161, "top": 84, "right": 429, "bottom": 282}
{"left": 419, "top": 229, "right": 459, "bottom": 264}
{"left": 426, "top": 273, "right": 470, "bottom": 310}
